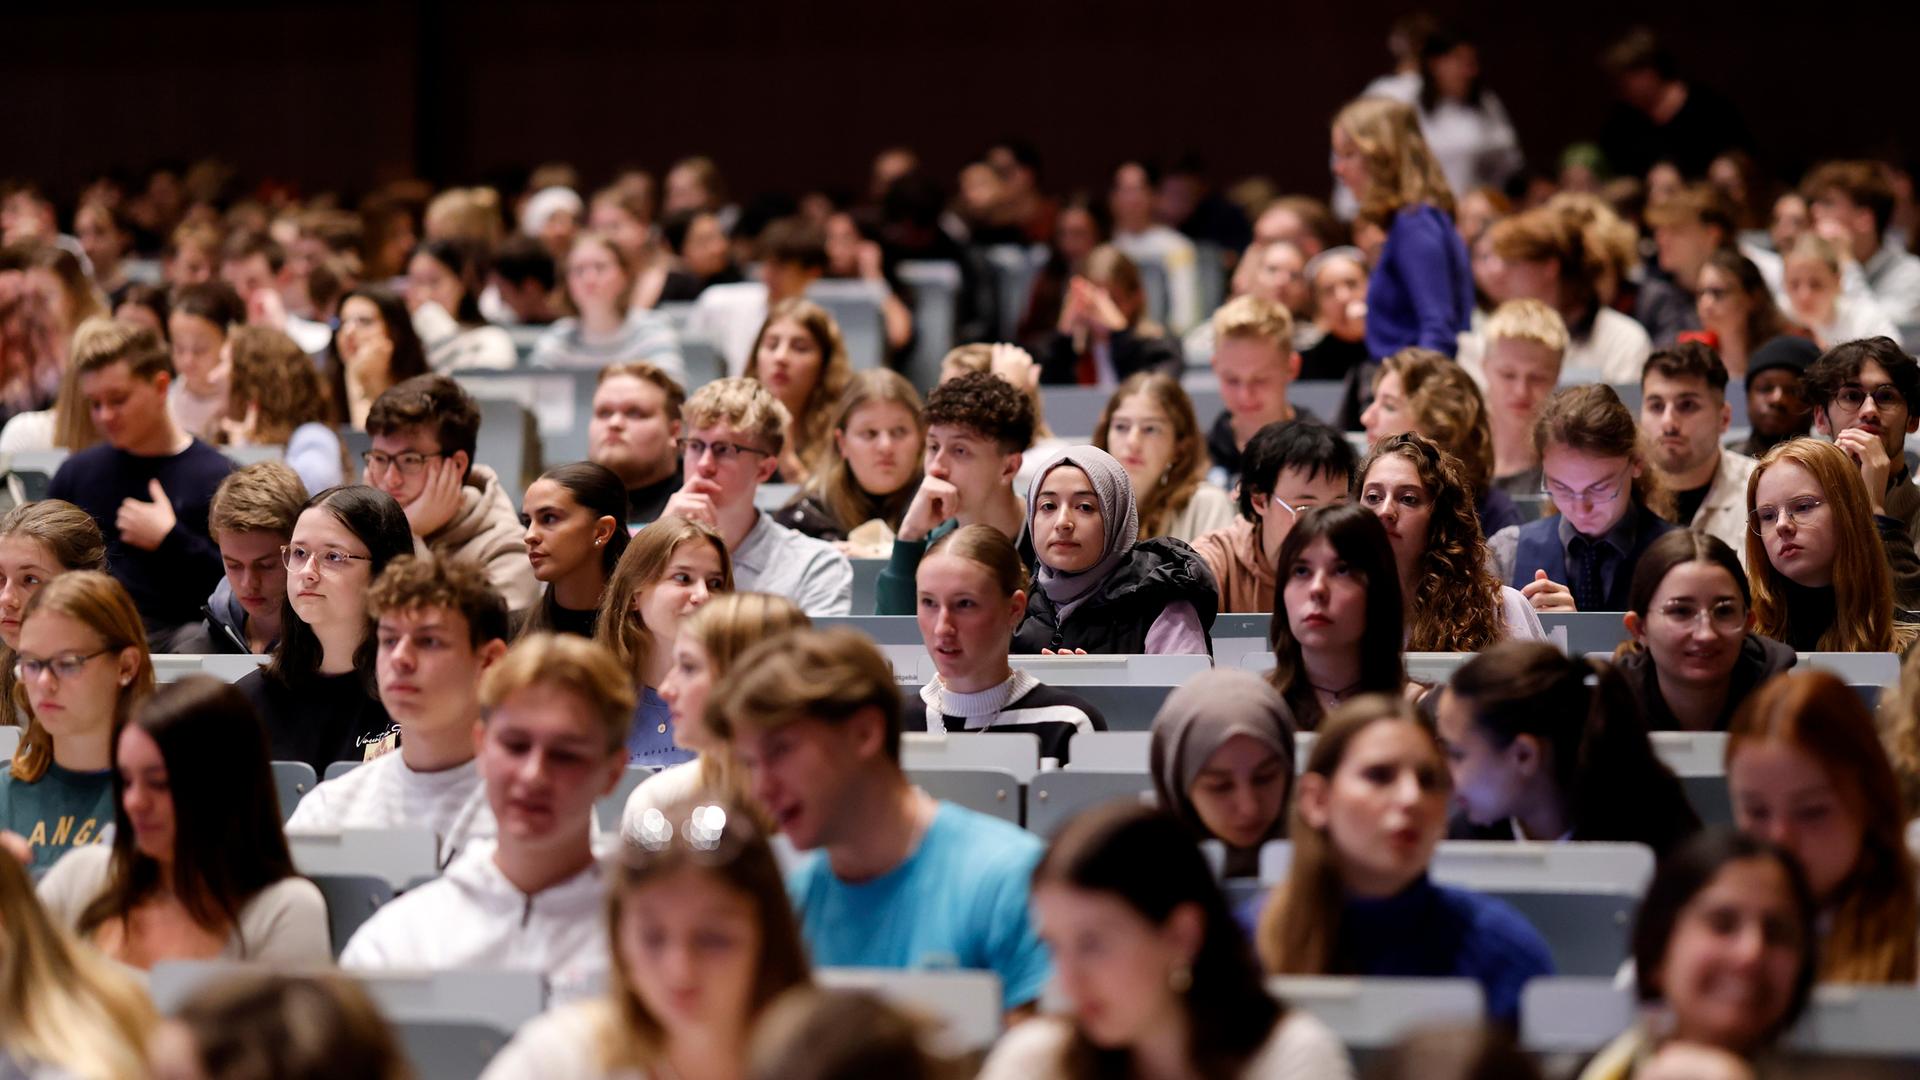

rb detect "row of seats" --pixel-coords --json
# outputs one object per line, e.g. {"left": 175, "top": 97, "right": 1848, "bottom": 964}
{"left": 145, "top": 959, "right": 1001, "bottom": 1080}
{"left": 897, "top": 729, "right": 1736, "bottom": 837}
{"left": 133, "top": 960, "right": 1920, "bottom": 1080}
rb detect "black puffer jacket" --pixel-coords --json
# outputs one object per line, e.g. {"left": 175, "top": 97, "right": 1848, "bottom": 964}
{"left": 1012, "top": 537, "right": 1220, "bottom": 655}
{"left": 1613, "top": 632, "right": 1797, "bottom": 731}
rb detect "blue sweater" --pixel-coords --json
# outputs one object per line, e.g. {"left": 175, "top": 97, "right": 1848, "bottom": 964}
{"left": 1333, "top": 875, "right": 1553, "bottom": 1024}
{"left": 1364, "top": 204, "right": 1473, "bottom": 359}
{"left": 47, "top": 438, "right": 232, "bottom": 633}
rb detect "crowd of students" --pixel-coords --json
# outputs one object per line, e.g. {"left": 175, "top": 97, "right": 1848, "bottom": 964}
{"left": 8, "top": 15, "right": 1920, "bottom": 1079}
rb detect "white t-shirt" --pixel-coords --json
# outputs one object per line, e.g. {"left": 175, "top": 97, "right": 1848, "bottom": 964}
{"left": 285, "top": 751, "right": 494, "bottom": 865}
{"left": 977, "top": 1010, "right": 1353, "bottom": 1080}
{"left": 341, "top": 840, "right": 609, "bottom": 1006}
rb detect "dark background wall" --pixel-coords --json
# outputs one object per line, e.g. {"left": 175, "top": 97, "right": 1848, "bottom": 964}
{"left": 6, "top": 1, "right": 1918, "bottom": 204}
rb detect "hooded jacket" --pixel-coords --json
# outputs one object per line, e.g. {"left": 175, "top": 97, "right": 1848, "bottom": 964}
{"left": 1611, "top": 632, "right": 1798, "bottom": 731}
{"left": 1189, "top": 518, "right": 1274, "bottom": 614}
{"left": 164, "top": 577, "right": 264, "bottom": 654}
{"left": 426, "top": 464, "right": 541, "bottom": 613}
{"left": 1013, "top": 537, "right": 1220, "bottom": 655}
{"left": 339, "top": 840, "right": 608, "bottom": 1006}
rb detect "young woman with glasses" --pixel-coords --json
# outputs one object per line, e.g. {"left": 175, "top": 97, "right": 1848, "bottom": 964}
{"left": 1615, "top": 530, "right": 1795, "bottom": 731}
{"left": 1355, "top": 432, "right": 1544, "bottom": 650}
{"left": 1489, "top": 384, "right": 1679, "bottom": 612}
{"left": 1745, "top": 438, "right": 1920, "bottom": 652}
{"left": 0, "top": 571, "right": 154, "bottom": 873}
{"left": 236, "top": 485, "right": 417, "bottom": 774}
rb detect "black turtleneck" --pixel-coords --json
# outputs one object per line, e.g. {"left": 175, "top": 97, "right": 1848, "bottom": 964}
{"left": 627, "top": 466, "right": 684, "bottom": 526}
{"left": 1780, "top": 579, "right": 1837, "bottom": 652}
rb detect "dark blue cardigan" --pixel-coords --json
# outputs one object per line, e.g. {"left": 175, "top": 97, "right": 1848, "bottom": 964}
{"left": 1364, "top": 203, "right": 1474, "bottom": 359}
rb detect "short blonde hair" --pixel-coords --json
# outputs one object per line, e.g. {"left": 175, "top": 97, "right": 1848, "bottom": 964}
{"left": 479, "top": 633, "right": 636, "bottom": 753}
{"left": 1786, "top": 234, "right": 1843, "bottom": 276}
{"left": 1211, "top": 294, "right": 1294, "bottom": 355}
{"left": 1482, "top": 298, "right": 1570, "bottom": 355}
{"left": 683, "top": 377, "right": 790, "bottom": 457}
{"left": 715, "top": 629, "right": 901, "bottom": 763}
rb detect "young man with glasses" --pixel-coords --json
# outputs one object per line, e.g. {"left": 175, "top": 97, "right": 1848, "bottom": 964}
{"left": 1190, "top": 417, "right": 1355, "bottom": 613}
{"left": 362, "top": 373, "right": 540, "bottom": 612}
{"left": 48, "top": 323, "right": 233, "bottom": 645}
{"left": 1805, "top": 336, "right": 1920, "bottom": 593}
{"left": 1489, "top": 384, "right": 1677, "bottom": 611}
{"left": 1638, "top": 344, "right": 1757, "bottom": 563}
{"left": 661, "top": 377, "right": 851, "bottom": 615}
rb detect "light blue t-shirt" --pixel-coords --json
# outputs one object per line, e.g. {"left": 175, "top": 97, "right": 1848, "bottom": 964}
{"left": 787, "top": 801, "right": 1051, "bottom": 1010}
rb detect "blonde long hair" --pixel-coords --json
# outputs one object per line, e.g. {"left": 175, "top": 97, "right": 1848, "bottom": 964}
{"left": 1746, "top": 439, "right": 1913, "bottom": 653}
{"left": 0, "top": 852, "right": 156, "bottom": 1078}
{"left": 593, "top": 516, "right": 732, "bottom": 687}
{"left": 10, "top": 571, "right": 154, "bottom": 783}
{"left": 801, "top": 369, "right": 924, "bottom": 535}
{"left": 1093, "top": 372, "right": 1209, "bottom": 540}
{"left": 1335, "top": 97, "right": 1456, "bottom": 225}
{"left": 746, "top": 299, "right": 852, "bottom": 481}
{"left": 1257, "top": 696, "right": 1448, "bottom": 974}
{"left": 598, "top": 798, "right": 812, "bottom": 1071}
{"left": 679, "top": 593, "right": 812, "bottom": 810}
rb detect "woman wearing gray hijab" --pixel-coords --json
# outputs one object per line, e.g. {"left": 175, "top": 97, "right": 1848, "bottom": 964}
{"left": 1012, "top": 445, "right": 1219, "bottom": 655}
{"left": 1151, "top": 668, "right": 1298, "bottom": 878}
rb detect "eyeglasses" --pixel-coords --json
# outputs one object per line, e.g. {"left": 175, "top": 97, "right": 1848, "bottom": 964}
{"left": 677, "top": 437, "right": 771, "bottom": 463}
{"left": 1832, "top": 385, "right": 1905, "bottom": 412}
{"left": 1749, "top": 496, "right": 1824, "bottom": 535}
{"left": 282, "top": 544, "right": 372, "bottom": 573}
{"left": 1541, "top": 465, "right": 1632, "bottom": 510}
{"left": 362, "top": 450, "right": 446, "bottom": 477}
{"left": 1656, "top": 600, "right": 1747, "bottom": 633}
{"left": 15, "top": 649, "right": 111, "bottom": 683}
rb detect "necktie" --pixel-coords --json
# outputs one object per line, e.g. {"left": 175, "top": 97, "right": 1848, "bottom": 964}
{"left": 1569, "top": 535, "right": 1605, "bottom": 612}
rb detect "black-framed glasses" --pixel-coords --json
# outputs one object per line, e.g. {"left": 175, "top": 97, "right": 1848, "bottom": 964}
{"left": 15, "top": 649, "right": 112, "bottom": 682}
{"left": 282, "top": 544, "right": 372, "bottom": 573}
{"left": 1833, "top": 385, "right": 1905, "bottom": 412}
{"left": 362, "top": 450, "right": 446, "bottom": 477}
{"left": 677, "top": 437, "right": 771, "bottom": 463}
{"left": 1749, "top": 496, "right": 1824, "bottom": 536}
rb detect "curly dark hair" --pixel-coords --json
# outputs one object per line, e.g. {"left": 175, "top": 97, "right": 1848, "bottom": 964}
{"left": 1805, "top": 336, "right": 1920, "bottom": 414}
{"left": 922, "top": 370, "right": 1035, "bottom": 454}
{"left": 1357, "top": 432, "right": 1505, "bottom": 652}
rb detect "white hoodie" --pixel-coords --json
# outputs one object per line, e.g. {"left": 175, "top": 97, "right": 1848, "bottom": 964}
{"left": 340, "top": 840, "right": 608, "bottom": 1005}
{"left": 285, "top": 752, "right": 495, "bottom": 867}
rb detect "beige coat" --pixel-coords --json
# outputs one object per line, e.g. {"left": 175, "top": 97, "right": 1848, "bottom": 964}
{"left": 428, "top": 464, "right": 541, "bottom": 612}
{"left": 1689, "top": 449, "right": 1758, "bottom": 565}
